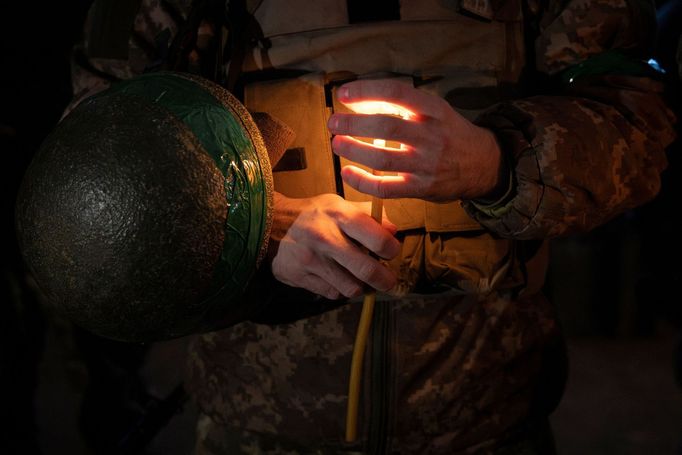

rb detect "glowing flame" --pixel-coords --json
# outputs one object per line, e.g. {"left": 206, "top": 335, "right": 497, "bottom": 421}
{"left": 344, "top": 101, "right": 415, "bottom": 120}
{"left": 342, "top": 100, "right": 415, "bottom": 151}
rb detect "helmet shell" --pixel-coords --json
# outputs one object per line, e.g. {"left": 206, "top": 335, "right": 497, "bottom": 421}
{"left": 16, "top": 72, "right": 273, "bottom": 341}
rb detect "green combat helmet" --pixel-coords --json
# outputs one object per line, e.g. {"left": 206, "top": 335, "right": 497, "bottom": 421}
{"left": 16, "top": 72, "right": 286, "bottom": 342}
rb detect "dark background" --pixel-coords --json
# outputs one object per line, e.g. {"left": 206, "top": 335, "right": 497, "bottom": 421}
{"left": 1, "top": 1, "right": 681, "bottom": 454}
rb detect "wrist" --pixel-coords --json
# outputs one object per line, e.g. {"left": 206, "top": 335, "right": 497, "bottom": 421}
{"left": 472, "top": 127, "right": 505, "bottom": 200}
{"left": 268, "top": 192, "right": 320, "bottom": 262}
{"left": 469, "top": 128, "right": 516, "bottom": 213}
{"left": 268, "top": 192, "right": 296, "bottom": 262}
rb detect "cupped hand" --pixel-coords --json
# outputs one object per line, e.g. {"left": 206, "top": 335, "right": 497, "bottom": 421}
{"left": 269, "top": 192, "right": 400, "bottom": 300}
{"left": 328, "top": 79, "right": 503, "bottom": 202}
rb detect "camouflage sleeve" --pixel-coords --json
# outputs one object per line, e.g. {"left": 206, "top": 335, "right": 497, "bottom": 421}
{"left": 64, "top": 0, "right": 186, "bottom": 116}
{"left": 462, "top": 0, "right": 677, "bottom": 239}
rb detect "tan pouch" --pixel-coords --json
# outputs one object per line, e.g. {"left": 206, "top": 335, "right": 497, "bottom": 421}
{"left": 245, "top": 74, "right": 337, "bottom": 198}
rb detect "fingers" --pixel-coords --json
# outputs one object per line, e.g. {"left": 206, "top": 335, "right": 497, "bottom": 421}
{"left": 298, "top": 274, "right": 342, "bottom": 300}
{"left": 314, "top": 255, "right": 365, "bottom": 298}
{"left": 337, "top": 209, "right": 401, "bottom": 259}
{"left": 331, "top": 135, "right": 415, "bottom": 173}
{"left": 328, "top": 113, "right": 429, "bottom": 147}
{"left": 272, "top": 241, "right": 364, "bottom": 299}
{"left": 337, "top": 79, "right": 448, "bottom": 120}
{"left": 301, "top": 248, "right": 395, "bottom": 296}
{"left": 331, "top": 245, "right": 397, "bottom": 292}
{"left": 341, "top": 166, "right": 415, "bottom": 199}
{"left": 270, "top": 194, "right": 400, "bottom": 297}
{"left": 311, "top": 217, "right": 398, "bottom": 292}
{"left": 273, "top": 240, "right": 394, "bottom": 297}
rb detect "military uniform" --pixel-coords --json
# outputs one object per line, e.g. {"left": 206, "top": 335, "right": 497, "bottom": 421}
{"left": 68, "top": 0, "right": 676, "bottom": 453}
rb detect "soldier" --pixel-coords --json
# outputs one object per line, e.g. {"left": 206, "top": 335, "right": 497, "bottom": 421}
{"left": 64, "top": 0, "right": 676, "bottom": 453}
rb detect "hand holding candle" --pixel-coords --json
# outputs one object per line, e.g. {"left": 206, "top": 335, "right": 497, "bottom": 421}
{"left": 328, "top": 79, "right": 504, "bottom": 202}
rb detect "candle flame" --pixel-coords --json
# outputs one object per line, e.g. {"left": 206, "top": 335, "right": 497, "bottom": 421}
{"left": 344, "top": 101, "right": 415, "bottom": 120}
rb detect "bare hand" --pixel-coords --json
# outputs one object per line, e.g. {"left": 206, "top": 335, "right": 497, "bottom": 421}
{"left": 328, "top": 79, "right": 503, "bottom": 202}
{"left": 269, "top": 192, "right": 400, "bottom": 300}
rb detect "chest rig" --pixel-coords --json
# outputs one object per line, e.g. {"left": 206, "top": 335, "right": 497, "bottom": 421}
{"left": 175, "top": 0, "right": 525, "bottom": 232}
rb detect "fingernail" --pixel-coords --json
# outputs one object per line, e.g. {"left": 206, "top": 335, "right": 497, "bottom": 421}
{"left": 338, "top": 86, "right": 349, "bottom": 99}
{"left": 328, "top": 116, "right": 338, "bottom": 130}
{"left": 386, "top": 278, "right": 398, "bottom": 293}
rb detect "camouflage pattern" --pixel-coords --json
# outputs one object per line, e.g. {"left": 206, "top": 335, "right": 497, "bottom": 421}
{"left": 67, "top": 0, "right": 675, "bottom": 453}
{"left": 534, "top": 0, "right": 646, "bottom": 75}
{"left": 67, "top": 0, "right": 192, "bottom": 114}
{"left": 463, "top": 0, "right": 675, "bottom": 239}
{"left": 466, "top": 77, "right": 676, "bottom": 239}
{"left": 189, "top": 290, "right": 559, "bottom": 455}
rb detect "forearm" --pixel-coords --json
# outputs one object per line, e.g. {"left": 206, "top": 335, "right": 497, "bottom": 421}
{"left": 463, "top": 0, "right": 676, "bottom": 239}
{"left": 464, "top": 79, "right": 675, "bottom": 239}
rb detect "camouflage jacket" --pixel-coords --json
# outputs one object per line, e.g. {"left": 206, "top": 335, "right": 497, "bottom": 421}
{"left": 69, "top": 0, "right": 675, "bottom": 453}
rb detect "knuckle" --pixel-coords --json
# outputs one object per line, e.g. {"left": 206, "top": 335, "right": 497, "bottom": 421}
{"left": 431, "top": 141, "right": 450, "bottom": 157}
{"left": 330, "top": 198, "right": 356, "bottom": 220}
{"left": 320, "top": 193, "right": 344, "bottom": 208}
{"left": 356, "top": 260, "right": 381, "bottom": 284}
{"left": 346, "top": 209, "right": 365, "bottom": 225}
{"left": 335, "top": 115, "right": 349, "bottom": 132}
{"left": 346, "top": 115, "right": 360, "bottom": 133}
{"left": 296, "top": 247, "right": 316, "bottom": 267}
{"left": 423, "top": 121, "right": 444, "bottom": 146}
{"left": 326, "top": 289, "right": 341, "bottom": 300}
{"left": 380, "top": 117, "right": 401, "bottom": 138}
{"left": 381, "top": 153, "right": 396, "bottom": 170}
{"left": 419, "top": 173, "right": 437, "bottom": 192}
{"left": 306, "top": 225, "right": 334, "bottom": 246}
{"left": 375, "top": 236, "right": 398, "bottom": 258}
{"left": 342, "top": 283, "right": 363, "bottom": 298}
{"left": 327, "top": 205, "right": 347, "bottom": 223}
